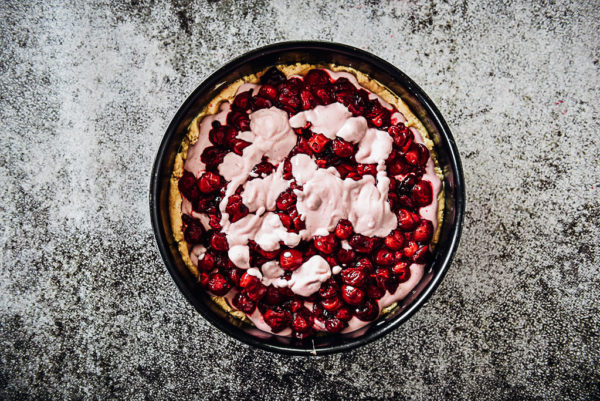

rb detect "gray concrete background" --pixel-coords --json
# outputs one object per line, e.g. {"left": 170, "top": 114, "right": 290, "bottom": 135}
{"left": 1, "top": 0, "right": 599, "bottom": 399}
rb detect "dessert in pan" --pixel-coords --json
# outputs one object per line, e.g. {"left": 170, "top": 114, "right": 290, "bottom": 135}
{"left": 169, "top": 64, "right": 443, "bottom": 339}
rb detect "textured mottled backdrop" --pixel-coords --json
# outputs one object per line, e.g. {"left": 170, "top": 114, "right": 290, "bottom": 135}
{"left": 1, "top": 0, "right": 599, "bottom": 399}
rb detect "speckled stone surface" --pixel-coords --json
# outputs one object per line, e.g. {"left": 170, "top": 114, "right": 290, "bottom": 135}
{"left": 1, "top": 0, "right": 599, "bottom": 399}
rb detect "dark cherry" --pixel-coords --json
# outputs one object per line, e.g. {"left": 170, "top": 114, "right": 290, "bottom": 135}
{"left": 226, "top": 110, "right": 250, "bottom": 131}
{"left": 292, "top": 308, "right": 314, "bottom": 333}
{"left": 251, "top": 96, "right": 273, "bottom": 111}
{"left": 260, "top": 67, "right": 286, "bottom": 86}
{"left": 280, "top": 249, "right": 303, "bottom": 271}
{"left": 178, "top": 171, "right": 200, "bottom": 201}
{"left": 374, "top": 267, "right": 398, "bottom": 293}
{"left": 319, "top": 278, "right": 339, "bottom": 299}
{"left": 356, "top": 163, "right": 377, "bottom": 177}
{"left": 367, "top": 284, "right": 385, "bottom": 300}
{"left": 354, "top": 257, "right": 374, "bottom": 274}
{"left": 355, "top": 299, "right": 379, "bottom": 321}
{"left": 232, "top": 90, "right": 252, "bottom": 111}
{"left": 232, "top": 139, "right": 251, "bottom": 155}
{"left": 183, "top": 217, "right": 204, "bottom": 244}
{"left": 277, "top": 212, "right": 293, "bottom": 230}
{"left": 335, "top": 219, "right": 353, "bottom": 240}
{"left": 264, "top": 286, "right": 285, "bottom": 305}
{"left": 200, "top": 146, "right": 228, "bottom": 170}
{"left": 208, "top": 122, "right": 236, "bottom": 147}
{"left": 207, "top": 272, "right": 230, "bottom": 296}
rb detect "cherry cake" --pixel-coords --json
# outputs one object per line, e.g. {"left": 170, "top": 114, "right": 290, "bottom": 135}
{"left": 170, "top": 65, "right": 443, "bottom": 338}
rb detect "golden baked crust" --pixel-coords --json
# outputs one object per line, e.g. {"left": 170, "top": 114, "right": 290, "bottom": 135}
{"left": 169, "top": 63, "right": 445, "bottom": 324}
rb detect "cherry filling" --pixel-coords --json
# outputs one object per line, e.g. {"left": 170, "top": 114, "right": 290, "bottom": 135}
{"left": 178, "top": 67, "right": 438, "bottom": 337}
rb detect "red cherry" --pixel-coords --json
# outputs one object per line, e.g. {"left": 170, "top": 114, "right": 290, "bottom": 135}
{"left": 232, "top": 139, "right": 251, "bottom": 155}
{"left": 321, "top": 296, "right": 343, "bottom": 311}
{"left": 198, "top": 272, "right": 209, "bottom": 287}
{"left": 413, "top": 219, "right": 434, "bottom": 242}
{"left": 374, "top": 267, "right": 398, "bottom": 293}
{"left": 337, "top": 249, "right": 356, "bottom": 265}
{"left": 258, "top": 84, "right": 278, "bottom": 101}
{"left": 251, "top": 96, "right": 273, "bottom": 111}
{"left": 354, "top": 257, "right": 374, "bottom": 274}
{"left": 300, "top": 89, "right": 318, "bottom": 110}
{"left": 403, "top": 240, "right": 419, "bottom": 259}
{"left": 207, "top": 272, "right": 230, "bottom": 296}
{"left": 335, "top": 219, "right": 353, "bottom": 240}
{"left": 198, "top": 172, "right": 221, "bottom": 194}
{"left": 232, "top": 292, "right": 256, "bottom": 314}
{"left": 308, "top": 133, "right": 330, "bottom": 153}
{"left": 393, "top": 262, "right": 411, "bottom": 282}
{"left": 246, "top": 282, "right": 267, "bottom": 301}
{"left": 263, "top": 307, "right": 291, "bottom": 333}
{"left": 340, "top": 268, "right": 367, "bottom": 287}
{"left": 335, "top": 306, "right": 353, "bottom": 321}
{"left": 264, "top": 286, "right": 285, "bottom": 305}
{"left": 210, "top": 232, "right": 229, "bottom": 251}
{"left": 239, "top": 272, "right": 260, "bottom": 290}
{"left": 349, "top": 234, "right": 378, "bottom": 253}
{"left": 397, "top": 209, "right": 420, "bottom": 231}
{"left": 341, "top": 285, "right": 365, "bottom": 306}
{"left": 356, "top": 163, "right": 377, "bottom": 177}
{"left": 277, "top": 212, "right": 293, "bottom": 230}
{"left": 197, "top": 252, "right": 215, "bottom": 272}
{"left": 332, "top": 138, "right": 354, "bottom": 157}
{"left": 225, "top": 194, "right": 249, "bottom": 223}
{"left": 324, "top": 318, "right": 345, "bottom": 333}
{"left": 384, "top": 230, "right": 405, "bottom": 250}
{"left": 304, "top": 69, "right": 331, "bottom": 86}
{"left": 405, "top": 143, "right": 429, "bottom": 167}
{"left": 279, "top": 249, "right": 303, "bottom": 271}
{"left": 313, "top": 234, "right": 338, "bottom": 254}
{"left": 374, "top": 248, "right": 395, "bottom": 266}
{"left": 413, "top": 245, "right": 429, "bottom": 264}
{"left": 276, "top": 190, "right": 296, "bottom": 211}
{"left": 412, "top": 180, "right": 433, "bottom": 207}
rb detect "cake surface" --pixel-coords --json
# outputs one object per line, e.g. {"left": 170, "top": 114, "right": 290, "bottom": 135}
{"left": 169, "top": 64, "right": 444, "bottom": 337}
